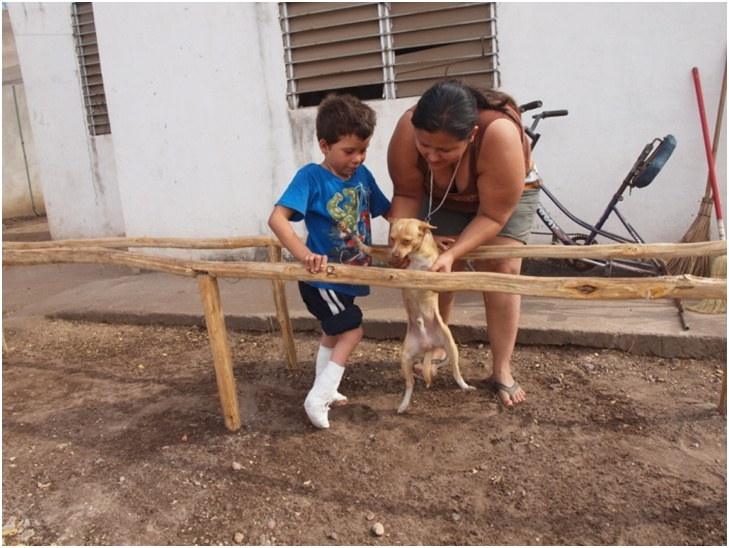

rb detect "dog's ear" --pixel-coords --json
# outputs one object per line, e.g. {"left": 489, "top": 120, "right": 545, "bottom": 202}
{"left": 388, "top": 217, "right": 398, "bottom": 225}
{"left": 419, "top": 221, "right": 437, "bottom": 232}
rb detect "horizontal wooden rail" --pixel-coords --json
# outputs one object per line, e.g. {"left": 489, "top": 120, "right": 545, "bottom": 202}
{"left": 4, "top": 238, "right": 726, "bottom": 260}
{"left": 364, "top": 240, "right": 726, "bottom": 261}
{"left": 3, "top": 246, "right": 725, "bottom": 300}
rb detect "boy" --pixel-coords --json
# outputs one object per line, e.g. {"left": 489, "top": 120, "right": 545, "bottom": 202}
{"left": 268, "top": 94, "right": 391, "bottom": 429}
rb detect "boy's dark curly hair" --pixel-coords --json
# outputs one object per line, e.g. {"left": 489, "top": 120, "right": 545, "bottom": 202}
{"left": 316, "top": 94, "right": 377, "bottom": 145}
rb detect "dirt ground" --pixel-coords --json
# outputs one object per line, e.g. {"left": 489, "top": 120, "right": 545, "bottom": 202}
{"left": 1, "top": 314, "right": 726, "bottom": 546}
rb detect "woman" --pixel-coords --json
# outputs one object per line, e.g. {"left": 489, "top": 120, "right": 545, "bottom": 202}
{"left": 387, "top": 79, "right": 539, "bottom": 407}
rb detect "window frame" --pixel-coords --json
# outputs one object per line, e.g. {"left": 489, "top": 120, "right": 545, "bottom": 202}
{"left": 279, "top": 2, "right": 499, "bottom": 108}
{"left": 71, "top": 2, "right": 111, "bottom": 135}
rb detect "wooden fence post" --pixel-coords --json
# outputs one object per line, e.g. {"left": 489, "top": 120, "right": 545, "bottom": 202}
{"left": 719, "top": 363, "right": 727, "bottom": 416}
{"left": 197, "top": 274, "right": 241, "bottom": 431}
{"left": 268, "top": 244, "right": 298, "bottom": 370}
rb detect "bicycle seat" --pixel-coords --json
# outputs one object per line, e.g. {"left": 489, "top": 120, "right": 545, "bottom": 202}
{"left": 630, "top": 134, "right": 677, "bottom": 188}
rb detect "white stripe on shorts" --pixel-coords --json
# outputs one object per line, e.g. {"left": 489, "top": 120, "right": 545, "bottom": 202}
{"left": 319, "top": 288, "right": 344, "bottom": 316}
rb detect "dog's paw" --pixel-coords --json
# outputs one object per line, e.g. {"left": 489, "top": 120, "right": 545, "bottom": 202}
{"left": 454, "top": 378, "right": 474, "bottom": 391}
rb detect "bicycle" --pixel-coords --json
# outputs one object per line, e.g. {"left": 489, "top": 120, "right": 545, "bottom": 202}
{"left": 520, "top": 101, "right": 688, "bottom": 330}
{"left": 520, "top": 101, "right": 677, "bottom": 277}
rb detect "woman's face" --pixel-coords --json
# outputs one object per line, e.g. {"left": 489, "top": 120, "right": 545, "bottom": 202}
{"left": 414, "top": 128, "right": 475, "bottom": 170}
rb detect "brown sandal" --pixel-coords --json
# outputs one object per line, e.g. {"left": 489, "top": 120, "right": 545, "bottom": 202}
{"left": 488, "top": 378, "right": 522, "bottom": 407}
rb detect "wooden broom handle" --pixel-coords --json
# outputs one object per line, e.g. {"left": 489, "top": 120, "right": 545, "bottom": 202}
{"left": 693, "top": 67, "right": 726, "bottom": 239}
{"left": 703, "top": 60, "right": 727, "bottom": 199}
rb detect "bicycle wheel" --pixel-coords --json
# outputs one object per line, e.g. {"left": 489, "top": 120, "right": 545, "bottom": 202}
{"left": 555, "top": 234, "right": 598, "bottom": 272}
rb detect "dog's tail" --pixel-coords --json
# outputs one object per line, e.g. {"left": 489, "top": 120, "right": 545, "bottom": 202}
{"left": 337, "top": 222, "right": 391, "bottom": 263}
{"left": 422, "top": 351, "right": 436, "bottom": 388}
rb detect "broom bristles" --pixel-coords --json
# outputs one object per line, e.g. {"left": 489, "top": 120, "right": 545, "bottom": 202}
{"left": 686, "top": 254, "right": 727, "bottom": 314}
{"left": 665, "top": 198, "right": 714, "bottom": 276}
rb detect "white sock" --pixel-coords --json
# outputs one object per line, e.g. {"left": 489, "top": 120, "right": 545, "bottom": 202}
{"left": 316, "top": 345, "right": 346, "bottom": 403}
{"left": 304, "top": 361, "right": 345, "bottom": 429}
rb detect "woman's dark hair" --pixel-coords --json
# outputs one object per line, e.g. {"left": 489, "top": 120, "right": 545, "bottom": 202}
{"left": 411, "top": 79, "right": 519, "bottom": 140}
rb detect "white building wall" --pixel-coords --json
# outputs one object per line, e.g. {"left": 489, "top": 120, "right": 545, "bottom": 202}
{"left": 94, "top": 3, "right": 295, "bottom": 248}
{"left": 498, "top": 2, "right": 727, "bottom": 244}
{"left": 7, "top": 2, "right": 726, "bottom": 249}
{"left": 3, "top": 7, "right": 44, "bottom": 220}
{"left": 7, "top": 2, "right": 125, "bottom": 239}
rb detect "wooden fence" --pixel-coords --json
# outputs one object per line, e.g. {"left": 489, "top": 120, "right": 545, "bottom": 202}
{"left": 3, "top": 238, "right": 727, "bottom": 429}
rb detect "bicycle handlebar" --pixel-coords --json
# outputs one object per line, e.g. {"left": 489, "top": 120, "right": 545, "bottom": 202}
{"left": 519, "top": 100, "right": 543, "bottom": 113}
{"left": 530, "top": 110, "right": 570, "bottom": 131}
{"left": 538, "top": 109, "right": 569, "bottom": 119}
{"left": 520, "top": 102, "right": 569, "bottom": 150}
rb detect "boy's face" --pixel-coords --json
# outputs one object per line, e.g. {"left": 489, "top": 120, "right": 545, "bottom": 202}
{"left": 319, "top": 133, "right": 371, "bottom": 180}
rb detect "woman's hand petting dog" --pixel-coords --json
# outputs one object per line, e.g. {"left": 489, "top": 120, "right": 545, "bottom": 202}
{"left": 429, "top": 249, "right": 456, "bottom": 273}
{"left": 433, "top": 235, "right": 455, "bottom": 252}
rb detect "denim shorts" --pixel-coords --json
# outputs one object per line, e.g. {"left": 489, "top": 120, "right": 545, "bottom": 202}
{"left": 420, "top": 188, "right": 540, "bottom": 244}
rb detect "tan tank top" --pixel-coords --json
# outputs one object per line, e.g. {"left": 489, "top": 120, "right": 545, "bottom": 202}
{"left": 420, "top": 105, "right": 532, "bottom": 213}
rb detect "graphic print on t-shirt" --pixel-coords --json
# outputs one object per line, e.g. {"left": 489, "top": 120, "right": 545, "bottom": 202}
{"left": 327, "top": 184, "right": 372, "bottom": 266}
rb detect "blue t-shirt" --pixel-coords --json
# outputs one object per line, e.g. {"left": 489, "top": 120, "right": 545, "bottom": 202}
{"left": 275, "top": 163, "right": 391, "bottom": 296}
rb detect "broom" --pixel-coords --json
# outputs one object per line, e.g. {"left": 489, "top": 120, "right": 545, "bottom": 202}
{"left": 687, "top": 65, "right": 726, "bottom": 315}
{"left": 666, "top": 62, "right": 726, "bottom": 277}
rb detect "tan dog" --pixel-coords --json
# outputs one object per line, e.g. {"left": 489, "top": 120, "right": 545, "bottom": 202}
{"left": 339, "top": 219, "right": 474, "bottom": 413}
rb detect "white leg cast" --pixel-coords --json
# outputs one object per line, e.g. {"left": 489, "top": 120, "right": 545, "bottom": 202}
{"left": 305, "top": 361, "right": 344, "bottom": 428}
{"left": 316, "top": 345, "right": 347, "bottom": 405}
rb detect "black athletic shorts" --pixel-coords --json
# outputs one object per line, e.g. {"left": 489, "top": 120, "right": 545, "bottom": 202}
{"left": 298, "top": 282, "right": 363, "bottom": 336}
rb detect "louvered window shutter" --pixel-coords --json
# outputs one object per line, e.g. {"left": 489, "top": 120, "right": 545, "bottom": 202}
{"left": 280, "top": 2, "right": 498, "bottom": 108}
